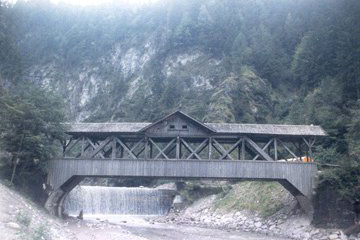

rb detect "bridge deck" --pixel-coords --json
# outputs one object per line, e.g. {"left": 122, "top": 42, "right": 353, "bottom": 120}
{"left": 48, "top": 159, "right": 317, "bottom": 199}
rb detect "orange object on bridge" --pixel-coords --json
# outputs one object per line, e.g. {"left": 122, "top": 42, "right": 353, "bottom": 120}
{"left": 302, "top": 156, "right": 314, "bottom": 162}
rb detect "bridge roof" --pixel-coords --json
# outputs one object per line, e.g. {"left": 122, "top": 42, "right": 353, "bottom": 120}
{"left": 66, "top": 111, "right": 326, "bottom": 137}
{"left": 204, "top": 123, "right": 326, "bottom": 136}
{"left": 65, "top": 122, "right": 151, "bottom": 133}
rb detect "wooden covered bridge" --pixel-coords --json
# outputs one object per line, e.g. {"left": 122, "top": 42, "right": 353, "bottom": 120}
{"left": 45, "top": 111, "right": 327, "bottom": 216}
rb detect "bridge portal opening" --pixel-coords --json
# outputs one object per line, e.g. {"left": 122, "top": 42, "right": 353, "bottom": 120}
{"left": 58, "top": 176, "right": 305, "bottom": 220}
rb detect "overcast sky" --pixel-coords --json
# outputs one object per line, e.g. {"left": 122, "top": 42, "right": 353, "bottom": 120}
{"left": 52, "top": 0, "right": 112, "bottom": 5}
{"left": 53, "top": 0, "right": 159, "bottom": 6}
{"left": 3, "top": 0, "right": 159, "bottom": 6}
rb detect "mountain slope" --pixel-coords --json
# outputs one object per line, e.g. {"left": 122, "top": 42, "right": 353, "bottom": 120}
{"left": 6, "top": 0, "right": 322, "bottom": 122}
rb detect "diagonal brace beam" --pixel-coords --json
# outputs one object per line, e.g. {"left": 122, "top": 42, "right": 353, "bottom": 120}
{"left": 64, "top": 138, "right": 81, "bottom": 156}
{"left": 278, "top": 138, "right": 297, "bottom": 159}
{"left": 86, "top": 137, "right": 105, "bottom": 158}
{"left": 116, "top": 138, "right": 137, "bottom": 159}
{"left": 89, "top": 137, "right": 112, "bottom": 159}
{"left": 244, "top": 136, "right": 273, "bottom": 161}
{"left": 181, "top": 138, "right": 202, "bottom": 160}
{"left": 149, "top": 138, "right": 176, "bottom": 160}
{"left": 212, "top": 139, "right": 234, "bottom": 160}
{"left": 220, "top": 138, "right": 243, "bottom": 160}
{"left": 131, "top": 138, "right": 145, "bottom": 153}
{"left": 186, "top": 138, "right": 209, "bottom": 160}
{"left": 253, "top": 138, "right": 274, "bottom": 160}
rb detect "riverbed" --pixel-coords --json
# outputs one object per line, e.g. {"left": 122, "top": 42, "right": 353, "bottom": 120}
{"left": 67, "top": 215, "right": 292, "bottom": 240}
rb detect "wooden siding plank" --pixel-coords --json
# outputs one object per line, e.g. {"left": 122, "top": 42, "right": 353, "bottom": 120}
{"left": 48, "top": 159, "right": 317, "bottom": 199}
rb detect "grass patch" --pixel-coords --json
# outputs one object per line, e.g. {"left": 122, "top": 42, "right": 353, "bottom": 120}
{"left": 215, "top": 181, "right": 288, "bottom": 217}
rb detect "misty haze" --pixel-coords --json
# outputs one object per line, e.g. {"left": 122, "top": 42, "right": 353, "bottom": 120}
{"left": 0, "top": 0, "right": 359, "bottom": 240}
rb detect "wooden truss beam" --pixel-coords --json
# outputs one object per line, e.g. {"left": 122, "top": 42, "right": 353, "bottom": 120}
{"left": 63, "top": 134, "right": 312, "bottom": 162}
{"left": 88, "top": 137, "right": 112, "bottom": 159}
{"left": 219, "top": 138, "right": 243, "bottom": 160}
{"left": 244, "top": 137, "right": 273, "bottom": 161}
{"left": 186, "top": 138, "right": 208, "bottom": 160}
{"left": 181, "top": 138, "right": 202, "bottom": 160}
{"left": 149, "top": 138, "right": 176, "bottom": 160}
{"left": 253, "top": 138, "right": 274, "bottom": 161}
{"left": 212, "top": 138, "right": 234, "bottom": 160}
{"left": 86, "top": 137, "right": 105, "bottom": 159}
{"left": 116, "top": 137, "right": 137, "bottom": 159}
{"left": 278, "top": 138, "right": 298, "bottom": 159}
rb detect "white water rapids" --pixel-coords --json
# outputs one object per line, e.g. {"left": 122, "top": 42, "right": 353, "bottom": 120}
{"left": 64, "top": 186, "right": 176, "bottom": 216}
{"left": 63, "top": 185, "right": 292, "bottom": 239}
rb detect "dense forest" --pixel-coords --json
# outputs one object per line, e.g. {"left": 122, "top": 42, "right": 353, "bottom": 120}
{"left": 0, "top": 0, "right": 359, "bottom": 207}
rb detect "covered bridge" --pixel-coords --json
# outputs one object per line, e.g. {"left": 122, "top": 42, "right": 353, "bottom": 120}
{"left": 45, "top": 111, "right": 327, "bottom": 216}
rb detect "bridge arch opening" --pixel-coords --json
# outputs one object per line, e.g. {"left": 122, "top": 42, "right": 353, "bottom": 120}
{"left": 46, "top": 175, "right": 314, "bottom": 218}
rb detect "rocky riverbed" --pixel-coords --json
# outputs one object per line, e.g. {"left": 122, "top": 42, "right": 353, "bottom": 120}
{"left": 0, "top": 182, "right": 294, "bottom": 240}
{"left": 67, "top": 215, "right": 293, "bottom": 240}
{"left": 1, "top": 181, "right": 359, "bottom": 240}
{"left": 152, "top": 194, "right": 360, "bottom": 240}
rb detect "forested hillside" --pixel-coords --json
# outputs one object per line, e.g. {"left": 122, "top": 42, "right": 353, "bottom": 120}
{"left": 0, "top": 0, "right": 359, "bottom": 205}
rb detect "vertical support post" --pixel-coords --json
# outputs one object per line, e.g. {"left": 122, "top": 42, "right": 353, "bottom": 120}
{"left": 111, "top": 136, "right": 116, "bottom": 159}
{"left": 149, "top": 139, "right": 153, "bottom": 159}
{"left": 145, "top": 136, "right": 149, "bottom": 160}
{"left": 274, "top": 138, "right": 278, "bottom": 161}
{"left": 208, "top": 137, "right": 212, "bottom": 160}
{"left": 303, "top": 137, "right": 316, "bottom": 162}
{"left": 306, "top": 147, "right": 309, "bottom": 162}
{"left": 241, "top": 137, "right": 245, "bottom": 160}
{"left": 297, "top": 141, "right": 302, "bottom": 162}
{"left": 176, "top": 136, "right": 180, "bottom": 159}
{"left": 81, "top": 137, "right": 85, "bottom": 157}
{"left": 120, "top": 143, "right": 124, "bottom": 159}
{"left": 62, "top": 140, "right": 67, "bottom": 157}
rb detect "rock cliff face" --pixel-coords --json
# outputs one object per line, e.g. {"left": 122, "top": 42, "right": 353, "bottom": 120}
{"left": 25, "top": 42, "right": 275, "bottom": 123}
{"left": 13, "top": 0, "right": 296, "bottom": 123}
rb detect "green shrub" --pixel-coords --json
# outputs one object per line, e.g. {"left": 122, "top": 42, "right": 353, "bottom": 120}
{"left": 318, "top": 159, "right": 360, "bottom": 202}
{"left": 180, "top": 181, "right": 224, "bottom": 204}
{"left": 215, "top": 181, "right": 288, "bottom": 217}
